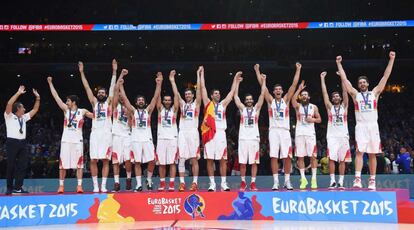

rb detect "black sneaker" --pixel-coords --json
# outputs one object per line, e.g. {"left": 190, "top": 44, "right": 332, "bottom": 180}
{"left": 126, "top": 178, "right": 132, "bottom": 191}
{"left": 112, "top": 182, "right": 120, "bottom": 192}
{"left": 5, "top": 188, "right": 13, "bottom": 195}
{"left": 12, "top": 188, "right": 29, "bottom": 194}
{"left": 134, "top": 186, "right": 143, "bottom": 192}
{"left": 146, "top": 179, "right": 153, "bottom": 191}
{"left": 337, "top": 183, "right": 345, "bottom": 190}
{"left": 328, "top": 182, "right": 337, "bottom": 190}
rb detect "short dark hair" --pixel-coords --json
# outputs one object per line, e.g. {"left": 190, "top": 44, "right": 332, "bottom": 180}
{"left": 273, "top": 84, "right": 283, "bottom": 90}
{"left": 12, "top": 102, "right": 23, "bottom": 113}
{"left": 244, "top": 93, "right": 253, "bottom": 100}
{"left": 331, "top": 91, "right": 341, "bottom": 97}
{"left": 358, "top": 76, "right": 369, "bottom": 84}
{"left": 66, "top": 95, "right": 79, "bottom": 105}
{"left": 135, "top": 95, "right": 146, "bottom": 103}
{"left": 163, "top": 94, "right": 172, "bottom": 100}
{"left": 210, "top": 89, "right": 220, "bottom": 96}
{"left": 184, "top": 88, "right": 194, "bottom": 94}
{"left": 97, "top": 87, "right": 107, "bottom": 93}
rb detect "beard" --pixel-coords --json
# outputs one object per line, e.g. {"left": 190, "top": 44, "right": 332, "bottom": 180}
{"left": 97, "top": 95, "right": 107, "bottom": 102}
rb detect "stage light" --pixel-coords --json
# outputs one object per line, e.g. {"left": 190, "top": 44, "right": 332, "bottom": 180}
{"left": 17, "top": 74, "right": 21, "bottom": 77}
{"left": 70, "top": 74, "right": 74, "bottom": 77}
{"left": 9, "top": 36, "right": 13, "bottom": 40}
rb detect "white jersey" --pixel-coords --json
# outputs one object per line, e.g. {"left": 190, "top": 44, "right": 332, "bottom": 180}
{"left": 327, "top": 104, "right": 349, "bottom": 138}
{"left": 131, "top": 108, "right": 152, "bottom": 142}
{"left": 213, "top": 102, "right": 227, "bottom": 130}
{"left": 355, "top": 91, "right": 378, "bottom": 124}
{"left": 61, "top": 108, "right": 85, "bottom": 143}
{"left": 112, "top": 103, "right": 130, "bottom": 137}
{"left": 269, "top": 98, "right": 290, "bottom": 130}
{"left": 295, "top": 103, "right": 316, "bottom": 136}
{"left": 239, "top": 107, "right": 260, "bottom": 141}
{"left": 179, "top": 101, "right": 199, "bottom": 131}
{"left": 92, "top": 100, "right": 112, "bottom": 131}
{"left": 157, "top": 107, "right": 178, "bottom": 139}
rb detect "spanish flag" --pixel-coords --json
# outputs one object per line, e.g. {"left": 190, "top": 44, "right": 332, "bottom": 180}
{"left": 201, "top": 101, "right": 216, "bottom": 145}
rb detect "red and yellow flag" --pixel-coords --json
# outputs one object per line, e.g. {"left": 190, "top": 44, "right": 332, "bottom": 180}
{"left": 201, "top": 101, "right": 216, "bottom": 145}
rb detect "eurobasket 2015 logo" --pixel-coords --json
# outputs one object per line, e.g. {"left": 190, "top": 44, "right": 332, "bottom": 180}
{"left": 184, "top": 194, "right": 206, "bottom": 219}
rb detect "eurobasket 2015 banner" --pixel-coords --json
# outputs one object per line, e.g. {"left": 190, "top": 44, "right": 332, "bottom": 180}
{"left": 1, "top": 190, "right": 412, "bottom": 227}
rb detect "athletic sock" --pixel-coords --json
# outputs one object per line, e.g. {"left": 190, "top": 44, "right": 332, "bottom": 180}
{"left": 311, "top": 168, "right": 317, "bottom": 180}
{"left": 114, "top": 175, "right": 120, "bottom": 183}
{"left": 300, "top": 169, "right": 305, "bottom": 179}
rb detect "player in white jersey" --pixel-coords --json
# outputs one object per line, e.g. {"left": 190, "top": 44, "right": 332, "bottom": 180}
{"left": 155, "top": 70, "right": 180, "bottom": 191}
{"left": 200, "top": 68, "right": 239, "bottom": 192}
{"left": 336, "top": 51, "right": 396, "bottom": 190}
{"left": 47, "top": 76, "right": 93, "bottom": 194}
{"left": 320, "top": 71, "right": 350, "bottom": 189}
{"left": 292, "top": 80, "right": 322, "bottom": 190}
{"left": 79, "top": 60, "right": 116, "bottom": 193}
{"left": 119, "top": 71, "right": 162, "bottom": 191}
{"left": 234, "top": 72, "right": 266, "bottom": 191}
{"left": 170, "top": 67, "right": 202, "bottom": 192}
{"left": 254, "top": 63, "right": 301, "bottom": 190}
{"left": 111, "top": 69, "right": 133, "bottom": 192}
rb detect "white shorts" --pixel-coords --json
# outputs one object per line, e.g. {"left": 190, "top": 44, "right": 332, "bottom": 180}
{"left": 269, "top": 128, "right": 293, "bottom": 159}
{"left": 327, "top": 137, "right": 351, "bottom": 162}
{"left": 295, "top": 135, "right": 317, "bottom": 158}
{"left": 238, "top": 140, "right": 260, "bottom": 164}
{"left": 156, "top": 139, "right": 178, "bottom": 165}
{"left": 112, "top": 135, "right": 132, "bottom": 164}
{"left": 90, "top": 130, "right": 112, "bottom": 160}
{"left": 355, "top": 123, "right": 382, "bottom": 154}
{"left": 178, "top": 130, "right": 200, "bottom": 160}
{"left": 204, "top": 129, "right": 227, "bottom": 160}
{"left": 131, "top": 141, "right": 155, "bottom": 164}
{"left": 60, "top": 142, "right": 83, "bottom": 169}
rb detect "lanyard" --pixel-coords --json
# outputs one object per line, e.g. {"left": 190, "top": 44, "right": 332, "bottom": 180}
{"left": 303, "top": 104, "right": 309, "bottom": 118}
{"left": 214, "top": 102, "right": 220, "bottom": 115}
{"left": 361, "top": 92, "right": 370, "bottom": 106}
{"left": 246, "top": 107, "right": 254, "bottom": 120}
{"left": 164, "top": 107, "right": 171, "bottom": 121}
{"left": 275, "top": 99, "right": 282, "bottom": 113}
{"left": 68, "top": 109, "right": 78, "bottom": 127}
{"left": 97, "top": 102, "right": 103, "bottom": 118}
{"left": 18, "top": 117, "right": 24, "bottom": 134}
{"left": 137, "top": 109, "right": 145, "bottom": 123}
{"left": 333, "top": 105, "right": 341, "bottom": 120}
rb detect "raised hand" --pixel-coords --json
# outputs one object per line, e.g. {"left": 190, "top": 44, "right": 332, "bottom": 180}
{"left": 121, "top": 69, "right": 128, "bottom": 76}
{"left": 32, "top": 89, "right": 40, "bottom": 98}
{"left": 47, "top": 76, "right": 53, "bottom": 84}
{"left": 112, "top": 59, "right": 118, "bottom": 72}
{"left": 17, "top": 85, "right": 26, "bottom": 95}
{"left": 254, "top": 64, "right": 260, "bottom": 72}
{"left": 320, "top": 71, "right": 327, "bottom": 79}
{"left": 169, "top": 70, "right": 176, "bottom": 81}
{"left": 336, "top": 56, "right": 342, "bottom": 64}
{"left": 296, "top": 62, "right": 302, "bottom": 69}
{"left": 197, "top": 66, "right": 203, "bottom": 76}
{"left": 389, "top": 51, "right": 396, "bottom": 59}
{"left": 155, "top": 72, "right": 163, "bottom": 84}
{"left": 261, "top": 74, "right": 267, "bottom": 81}
{"left": 78, "top": 61, "right": 84, "bottom": 73}
{"left": 298, "top": 80, "right": 306, "bottom": 91}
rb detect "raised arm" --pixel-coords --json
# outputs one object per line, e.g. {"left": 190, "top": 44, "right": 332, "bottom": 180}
{"left": 169, "top": 70, "right": 183, "bottom": 111}
{"left": 372, "top": 51, "right": 396, "bottom": 97}
{"left": 5, "top": 86, "right": 26, "bottom": 115}
{"left": 255, "top": 74, "right": 267, "bottom": 111}
{"left": 78, "top": 61, "right": 97, "bottom": 106}
{"left": 47, "top": 76, "right": 68, "bottom": 112}
{"left": 114, "top": 69, "right": 128, "bottom": 109}
{"left": 254, "top": 64, "right": 273, "bottom": 103}
{"left": 222, "top": 71, "right": 241, "bottom": 108}
{"left": 28, "top": 89, "right": 41, "bottom": 118}
{"left": 336, "top": 56, "right": 358, "bottom": 98}
{"left": 118, "top": 72, "right": 135, "bottom": 113}
{"left": 291, "top": 80, "right": 305, "bottom": 110}
{"left": 284, "top": 62, "right": 302, "bottom": 103}
{"left": 320, "top": 71, "right": 332, "bottom": 110}
{"left": 338, "top": 71, "right": 349, "bottom": 109}
{"left": 195, "top": 66, "right": 202, "bottom": 107}
{"left": 108, "top": 59, "right": 118, "bottom": 104}
{"left": 233, "top": 75, "right": 244, "bottom": 110}
{"left": 199, "top": 66, "right": 210, "bottom": 105}
{"left": 152, "top": 72, "right": 164, "bottom": 113}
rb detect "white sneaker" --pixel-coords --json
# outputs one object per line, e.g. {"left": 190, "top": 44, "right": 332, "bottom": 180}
{"left": 208, "top": 183, "right": 216, "bottom": 192}
{"left": 368, "top": 179, "right": 376, "bottom": 190}
{"left": 93, "top": 186, "right": 100, "bottom": 193}
{"left": 272, "top": 183, "right": 279, "bottom": 190}
{"left": 353, "top": 177, "right": 362, "bottom": 188}
{"left": 221, "top": 183, "right": 230, "bottom": 191}
{"left": 283, "top": 181, "right": 293, "bottom": 190}
{"left": 101, "top": 187, "right": 108, "bottom": 193}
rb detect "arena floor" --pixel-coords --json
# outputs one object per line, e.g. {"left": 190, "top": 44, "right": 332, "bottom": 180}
{"left": 6, "top": 220, "right": 414, "bottom": 230}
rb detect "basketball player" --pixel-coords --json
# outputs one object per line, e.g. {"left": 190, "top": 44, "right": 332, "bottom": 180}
{"left": 336, "top": 51, "right": 396, "bottom": 190}
{"left": 292, "top": 80, "right": 322, "bottom": 190}
{"left": 119, "top": 71, "right": 162, "bottom": 191}
{"left": 170, "top": 67, "right": 202, "bottom": 192}
{"left": 320, "top": 71, "right": 350, "bottom": 189}
{"left": 234, "top": 72, "right": 266, "bottom": 191}
{"left": 111, "top": 69, "right": 133, "bottom": 191}
{"left": 156, "top": 70, "right": 180, "bottom": 191}
{"left": 79, "top": 60, "right": 116, "bottom": 193}
{"left": 255, "top": 63, "right": 301, "bottom": 190}
{"left": 47, "top": 76, "right": 93, "bottom": 193}
{"left": 200, "top": 69, "right": 240, "bottom": 191}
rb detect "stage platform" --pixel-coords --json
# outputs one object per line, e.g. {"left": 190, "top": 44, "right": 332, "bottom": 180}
{"left": 1, "top": 188, "right": 413, "bottom": 227}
